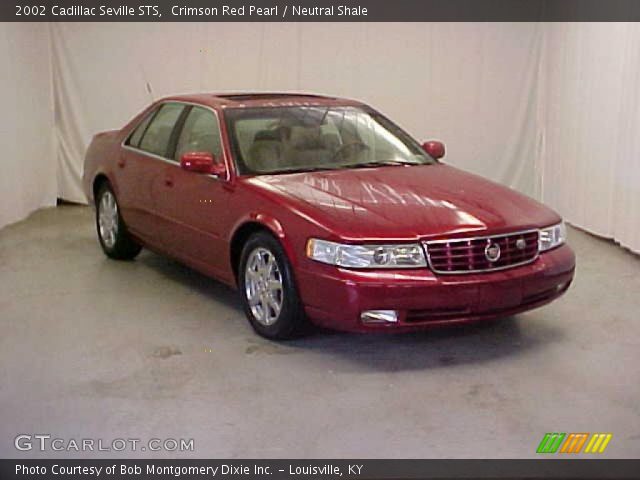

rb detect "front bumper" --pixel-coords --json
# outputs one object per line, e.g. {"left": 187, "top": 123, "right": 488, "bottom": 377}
{"left": 296, "top": 244, "right": 575, "bottom": 332}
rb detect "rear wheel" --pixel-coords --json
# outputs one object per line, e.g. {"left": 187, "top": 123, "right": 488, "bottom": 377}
{"left": 238, "top": 232, "right": 307, "bottom": 339}
{"left": 95, "top": 183, "right": 142, "bottom": 260}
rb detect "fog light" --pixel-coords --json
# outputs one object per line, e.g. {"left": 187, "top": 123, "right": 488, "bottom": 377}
{"left": 361, "top": 310, "right": 399, "bottom": 324}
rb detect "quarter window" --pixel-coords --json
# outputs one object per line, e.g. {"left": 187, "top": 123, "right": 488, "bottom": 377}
{"left": 127, "top": 110, "right": 155, "bottom": 148}
{"left": 175, "top": 107, "right": 223, "bottom": 161}
{"left": 138, "top": 103, "right": 185, "bottom": 157}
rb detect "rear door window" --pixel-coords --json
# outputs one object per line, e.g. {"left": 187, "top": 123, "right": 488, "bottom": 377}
{"left": 138, "top": 103, "right": 185, "bottom": 158}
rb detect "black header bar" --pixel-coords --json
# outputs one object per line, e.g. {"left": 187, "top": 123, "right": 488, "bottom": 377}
{"left": 4, "top": 0, "right": 640, "bottom": 22}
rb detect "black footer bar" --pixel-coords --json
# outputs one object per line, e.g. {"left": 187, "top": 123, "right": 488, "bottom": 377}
{"left": 2, "top": 459, "right": 640, "bottom": 479}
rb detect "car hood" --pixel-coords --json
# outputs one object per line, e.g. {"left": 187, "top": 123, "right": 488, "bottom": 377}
{"left": 247, "top": 164, "right": 561, "bottom": 241}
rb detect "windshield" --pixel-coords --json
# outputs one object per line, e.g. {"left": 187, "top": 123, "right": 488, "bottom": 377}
{"left": 224, "top": 106, "right": 436, "bottom": 175}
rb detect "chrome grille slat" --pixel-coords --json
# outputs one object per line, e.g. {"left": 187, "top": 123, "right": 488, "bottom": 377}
{"left": 424, "top": 229, "right": 540, "bottom": 274}
{"left": 429, "top": 247, "right": 537, "bottom": 260}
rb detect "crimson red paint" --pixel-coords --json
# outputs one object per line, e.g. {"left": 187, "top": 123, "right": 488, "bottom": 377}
{"left": 83, "top": 93, "right": 575, "bottom": 333}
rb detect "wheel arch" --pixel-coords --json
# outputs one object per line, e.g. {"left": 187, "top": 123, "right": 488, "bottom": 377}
{"left": 229, "top": 214, "right": 297, "bottom": 282}
{"left": 92, "top": 173, "right": 112, "bottom": 205}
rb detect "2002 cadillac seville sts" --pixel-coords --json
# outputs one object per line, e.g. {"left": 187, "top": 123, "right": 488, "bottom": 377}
{"left": 83, "top": 93, "right": 575, "bottom": 339}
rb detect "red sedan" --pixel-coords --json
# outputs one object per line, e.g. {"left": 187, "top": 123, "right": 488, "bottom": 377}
{"left": 83, "top": 93, "right": 575, "bottom": 339}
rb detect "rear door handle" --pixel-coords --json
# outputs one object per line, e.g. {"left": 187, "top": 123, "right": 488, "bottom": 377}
{"left": 164, "top": 178, "right": 174, "bottom": 187}
{"left": 117, "top": 159, "right": 126, "bottom": 168}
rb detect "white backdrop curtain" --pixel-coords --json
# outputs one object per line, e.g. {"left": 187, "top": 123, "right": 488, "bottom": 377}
{"left": 543, "top": 23, "right": 640, "bottom": 253}
{"left": 0, "top": 23, "right": 56, "bottom": 229}
{"left": 2, "top": 22, "right": 638, "bottom": 254}
{"left": 50, "top": 22, "right": 545, "bottom": 203}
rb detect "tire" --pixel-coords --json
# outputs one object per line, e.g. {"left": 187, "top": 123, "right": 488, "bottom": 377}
{"left": 238, "top": 232, "right": 308, "bottom": 339}
{"left": 95, "top": 182, "right": 142, "bottom": 260}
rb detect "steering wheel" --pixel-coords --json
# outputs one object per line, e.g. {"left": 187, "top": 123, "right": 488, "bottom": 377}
{"left": 330, "top": 142, "right": 370, "bottom": 163}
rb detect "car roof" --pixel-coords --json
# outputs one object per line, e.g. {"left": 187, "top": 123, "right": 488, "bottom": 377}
{"left": 159, "top": 92, "right": 366, "bottom": 109}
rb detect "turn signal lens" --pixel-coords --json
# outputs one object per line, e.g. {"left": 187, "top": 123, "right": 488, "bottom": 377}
{"left": 539, "top": 221, "right": 566, "bottom": 252}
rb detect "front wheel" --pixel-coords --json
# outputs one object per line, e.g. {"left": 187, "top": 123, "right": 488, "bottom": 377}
{"left": 238, "top": 232, "right": 307, "bottom": 339}
{"left": 95, "top": 183, "right": 142, "bottom": 260}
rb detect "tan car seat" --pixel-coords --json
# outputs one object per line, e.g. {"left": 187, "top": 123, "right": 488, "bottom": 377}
{"left": 247, "top": 130, "right": 284, "bottom": 172}
{"left": 283, "top": 126, "right": 332, "bottom": 167}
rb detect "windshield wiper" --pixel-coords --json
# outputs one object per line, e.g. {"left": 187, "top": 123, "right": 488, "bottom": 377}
{"left": 342, "top": 160, "right": 418, "bottom": 169}
{"left": 270, "top": 161, "right": 418, "bottom": 175}
{"left": 278, "top": 165, "right": 343, "bottom": 174}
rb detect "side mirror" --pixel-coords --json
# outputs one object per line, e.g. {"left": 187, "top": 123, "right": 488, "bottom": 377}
{"left": 422, "top": 140, "right": 445, "bottom": 160}
{"left": 180, "top": 151, "right": 226, "bottom": 177}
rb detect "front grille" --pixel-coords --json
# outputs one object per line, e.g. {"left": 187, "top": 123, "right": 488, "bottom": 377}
{"left": 424, "top": 230, "right": 539, "bottom": 274}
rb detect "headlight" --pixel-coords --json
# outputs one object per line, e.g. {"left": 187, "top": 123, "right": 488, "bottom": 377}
{"left": 539, "top": 221, "right": 566, "bottom": 252}
{"left": 306, "top": 239, "right": 427, "bottom": 268}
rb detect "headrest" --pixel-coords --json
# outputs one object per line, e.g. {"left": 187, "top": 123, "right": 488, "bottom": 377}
{"left": 289, "top": 126, "right": 323, "bottom": 150}
{"left": 254, "top": 130, "right": 281, "bottom": 142}
{"left": 322, "top": 133, "right": 340, "bottom": 150}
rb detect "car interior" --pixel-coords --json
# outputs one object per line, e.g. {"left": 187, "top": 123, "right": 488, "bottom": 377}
{"left": 247, "top": 124, "right": 343, "bottom": 172}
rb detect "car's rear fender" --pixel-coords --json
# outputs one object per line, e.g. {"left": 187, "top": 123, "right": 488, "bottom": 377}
{"left": 82, "top": 130, "right": 121, "bottom": 204}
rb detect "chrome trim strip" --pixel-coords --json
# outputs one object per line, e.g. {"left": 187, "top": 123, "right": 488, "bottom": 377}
{"left": 121, "top": 145, "right": 222, "bottom": 181}
{"left": 425, "top": 228, "right": 539, "bottom": 244}
{"left": 423, "top": 228, "right": 540, "bottom": 275}
{"left": 121, "top": 145, "right": 175, "bottom": 165}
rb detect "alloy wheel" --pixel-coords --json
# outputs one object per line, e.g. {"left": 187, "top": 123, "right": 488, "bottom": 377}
{"left": 98, "top": 191, "right": 118, "bottom": 248}
{"left": 244, "top": 247, "right": 284, "bottom": 326}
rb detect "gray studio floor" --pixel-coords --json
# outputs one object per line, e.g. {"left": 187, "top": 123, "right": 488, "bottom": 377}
{"left": 1, "top": 205, "right": 639, "bottom": 458}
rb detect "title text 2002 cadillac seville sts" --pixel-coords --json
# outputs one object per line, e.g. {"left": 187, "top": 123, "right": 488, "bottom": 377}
{"left": 83, "top": 93, "right": 575, "bottom": 339}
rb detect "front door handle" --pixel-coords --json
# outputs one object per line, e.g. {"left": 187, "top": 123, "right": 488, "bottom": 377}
{"left": 117, "top": 159, "right": 126, "bottom": 168}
